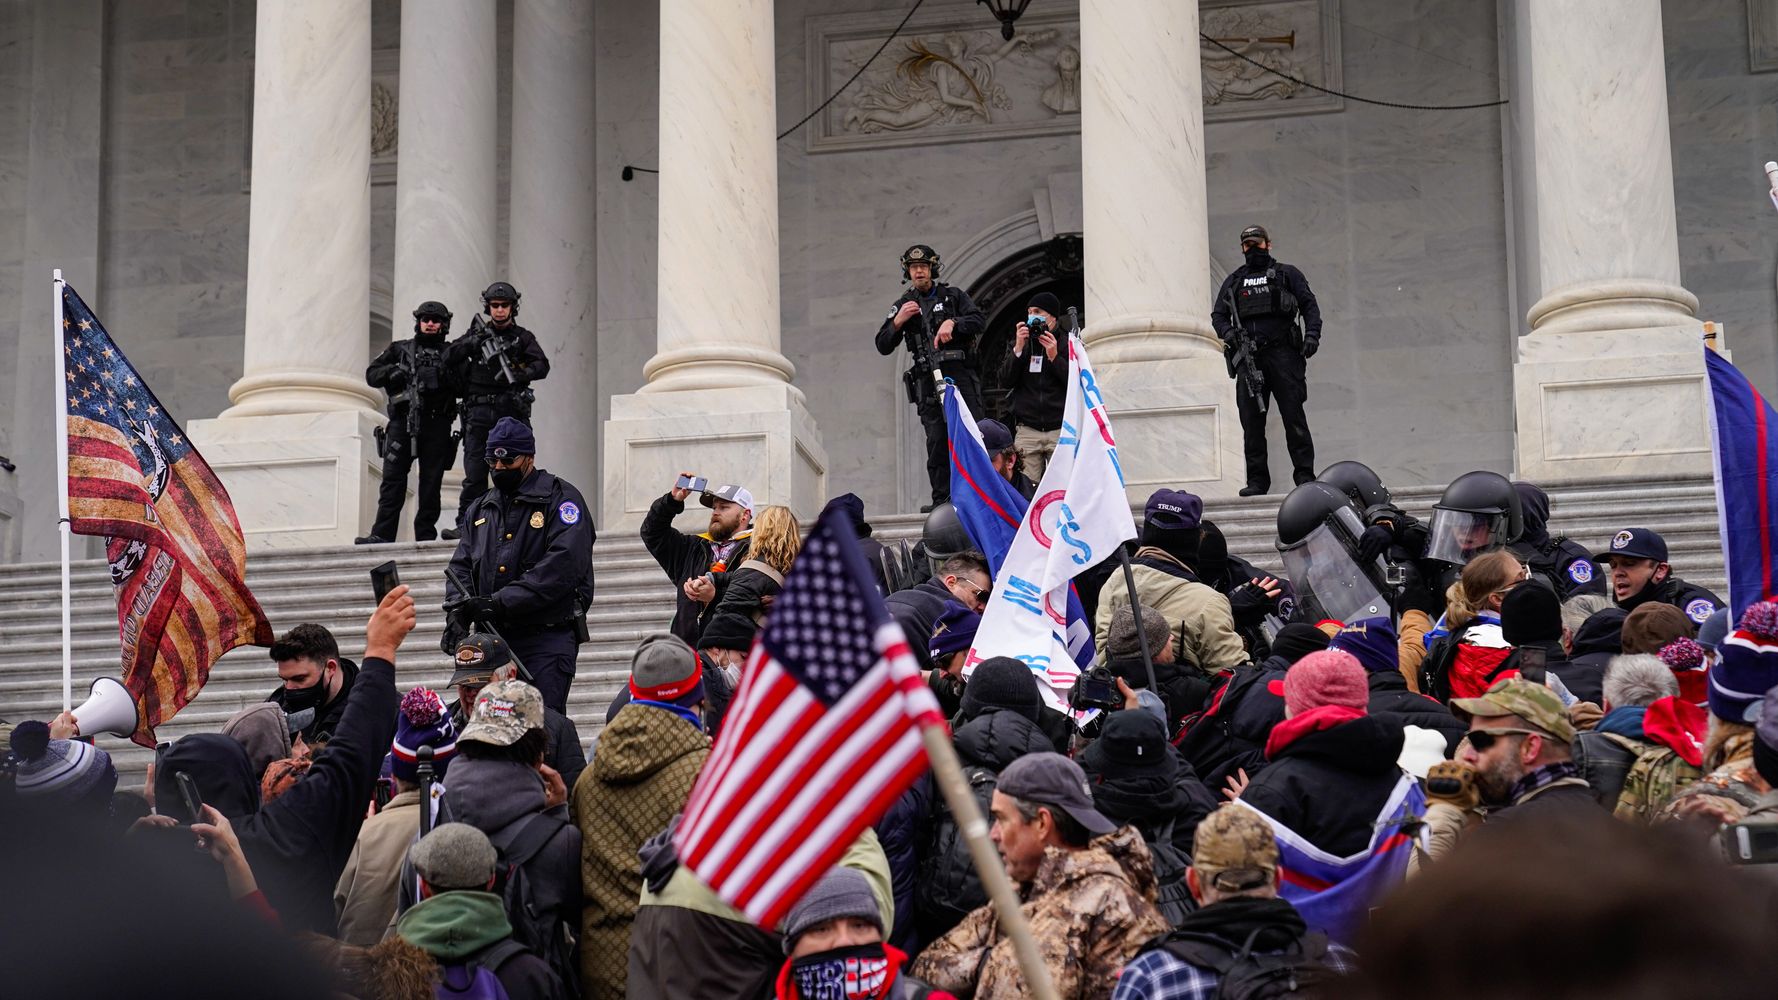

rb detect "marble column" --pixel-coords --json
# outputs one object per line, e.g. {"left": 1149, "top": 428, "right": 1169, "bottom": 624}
{"left": 511, "top": 0, "right": 597, "bottom": 504}
{"left": 1080, "top": 0, "right": 1242, "bottom": 498}
{"left": 189, "top": 0, "right": 382, "bottom": 549}
{"left": 602, "top": 0, "right": 826, "bottom": 527}
{"left": 1511, "top": 0, "right": 1714, "bottom": 480}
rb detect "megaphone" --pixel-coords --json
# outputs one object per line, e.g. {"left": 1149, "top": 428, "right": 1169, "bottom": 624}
{"left": 69, "top": 677, "right": 139, "bottom": 739}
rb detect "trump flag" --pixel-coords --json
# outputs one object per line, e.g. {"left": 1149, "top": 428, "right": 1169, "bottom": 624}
{"left": 1705, "top": 346, "right": 1778, "bottom": 617}
{"left": 60, "top": 283, "right": 272, "bottom": 746}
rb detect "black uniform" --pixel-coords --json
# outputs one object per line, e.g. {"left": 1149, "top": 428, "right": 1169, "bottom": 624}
{"left": 444, "top": 469, "right": 594, "bottom": 713}
{"left": 1211, "top": 250, "right": 1322, "bottom": 492}
{"left": 365, "top": 334, "right": 458, "bottom": 541}
{"left": 1510, "top": 484, "right": 1606, "bottom": 601}
{"left": 874, "top": 282, "right": 985, "bottom": 506}
{"left": 1617, "top": 576, "right": 1724, "bottom": 626}
{"left": 446, "top": 321, "right": 550, "bottom": 521}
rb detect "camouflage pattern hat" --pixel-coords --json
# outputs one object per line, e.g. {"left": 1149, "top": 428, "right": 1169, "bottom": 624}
{"left": 458, "top": 678, "right": 545, "bottom": 747}
{"left": 1194, "top": 806, "right": 1278, "bottom": 892}
{"left": 1451, "top": 677, "right": 1576, "bottom": 744}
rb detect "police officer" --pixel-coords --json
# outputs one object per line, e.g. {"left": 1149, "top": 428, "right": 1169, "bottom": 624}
{"left": 442, "top": 417, "right": 594, "bottom": 714}
{"left": 873, "top": 244, "right": 985, "bottom": 512}
{"left": 1602, "top": 527, "right": 1723, "bottom": 625}
{"left": 357, "top": 301, "right": 460, "bottom": 544}
{"left": 444, "top": 281, "right": 550, "bottom": 536}
{"left": 1510, "top": 481, "right": 1606, "bottom": 601}
{"left": 1211, "top": 225, "right": 1322, "bottom": 496}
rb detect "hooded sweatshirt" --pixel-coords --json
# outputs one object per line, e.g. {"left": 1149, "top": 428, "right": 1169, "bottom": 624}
{"left": 221, "top": 702, "right": 293, "bottom": 781}
{"left": 395, "top": 890, "right": 563, "bottom": 1000}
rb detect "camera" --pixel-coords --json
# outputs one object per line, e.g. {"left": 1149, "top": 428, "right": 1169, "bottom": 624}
{"left": 1722, "top": 816, "right": 1778, "bottom": 865}
{"left": 1024, "top": 314, "right": 1045, "bottom": 331}
{"left": 1069, "top": 665, "right": 1123, "bottom": 713}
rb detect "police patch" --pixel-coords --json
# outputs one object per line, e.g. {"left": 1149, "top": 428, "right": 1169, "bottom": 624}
{"left": 558, "top": 501, "right": 581, "bottom": 525}
{"left": 529, "top": 511, "right": 545, "bottom": 529}
{"left": 1567, "top": 561, "right": 1594, "bottom": 585}
{"left": 1686, "top": 598, "right": 1715, "bottom": 624}
{"left": 1611, "top": 530, "right": 1633, "bottom": 550}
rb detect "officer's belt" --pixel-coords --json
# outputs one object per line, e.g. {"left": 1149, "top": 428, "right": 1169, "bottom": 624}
{"left": 932, "top": 349, "right": 969, "bottom": 365}
{"left": 464, "top": 392, "right": 526, "bottom": 406}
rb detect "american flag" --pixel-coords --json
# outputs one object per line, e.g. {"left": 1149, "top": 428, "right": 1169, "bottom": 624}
{"left": 675, "top": 507, "right": 944, "bottom": 927}
{"left": 61, "top": 283, "right": 272, "bottom": 747}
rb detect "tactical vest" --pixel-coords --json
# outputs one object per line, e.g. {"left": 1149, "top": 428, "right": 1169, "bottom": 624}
{"left": 1234, "top": 265, "right": 1300, "bottom": 321}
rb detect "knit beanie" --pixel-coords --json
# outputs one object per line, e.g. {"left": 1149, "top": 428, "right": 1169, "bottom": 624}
{"left": 929, "top": 599, "right": 981, "bottom": 662}
{"left": 699, "top": 612, "right": 758, "bottom": 653}
{"left": 1499, "top": 581, "right": 1563, "bottom": 646}
{"left": 1710, "top": 602, "right": 1778, "bottom": 723}
{"left": 7, "top": 721, "right": 117, "bottom": 805}
{"left": 1270, "top": 622, "right": 1331, "bottom": 665}
{"left": 1108, "top": 604, "right": 1171, "bottom": 660}
{"left": 781, "top": 867, "right": 883, "bottom": 952}
{"left": 1621, "top": 602, "right": 1693, "bottom": 655}
{"left": 391, "top": 687, "right": 459, "bottom": 782}
{"left": 1283, "top": 649, "right": 1369, "bottom": 716}
{"left": 260, "top": 756, "right": 311, "bottom": 804}
{"left": 960, "top": 656, "right": 1042, "bottom": 723}
{"left": 1754, "top": 685, "right": 1778, "bottom": 787}
{"left": 1327, "top": 617, "right": 1399, "bottom": 674}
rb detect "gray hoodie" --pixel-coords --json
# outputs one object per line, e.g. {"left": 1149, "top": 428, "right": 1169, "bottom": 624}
{"left": 437, "top": 756, "right": 582, "bottom": 945}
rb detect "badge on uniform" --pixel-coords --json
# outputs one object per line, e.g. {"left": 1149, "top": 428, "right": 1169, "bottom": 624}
{"left": 1686, "top": 598, "right": 1716, "bottom": 624}
{"left": 1568, "top": 561, "right": 1594, "bottom": 584}
{"left": 1611, "top": 530, "right": 1633, "bottom": 550}
{"left": 530, "top": 511, "right": 545, "bottom": 529}
{"left": 558, "top": 501, "right": 581, "bottom": 525}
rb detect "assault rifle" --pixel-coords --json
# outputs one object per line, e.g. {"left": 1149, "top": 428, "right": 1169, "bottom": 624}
{"left": 466, "top": 314, "right": 520, "bottom": 386}
{"left": 390, "top": 342, "right": 446, "bottom": 440}
{"left": 1223, "top": 284, "right": 1268, "bottom": 416}
{"left": 897, "top": 292, "right": 946, "bottom": 404}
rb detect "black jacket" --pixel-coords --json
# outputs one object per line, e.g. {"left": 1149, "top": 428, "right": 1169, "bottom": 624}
{"left": 1366, "top": 670, "right": 1464, "bottom": 756}
{"left": 451, "top": 698, "right": 586, "bottom": 793}
{"left": 873, "top": 282, "right": 985, "bottom": 365}
{"left": 1078, "top": 742, "right": 1217, "bottom": 855}
{"left": 264, "top": 656, "right": 359, "bottom": 745}
{"left": 874, "top": 777, "right": 932, "bottom": 955}
{"left": 1105, "top": 655, "right": 1215, "bottom": 732}
{"left": 446, "top": 469, "right": 595, "bottom": 647}
{"left": 1617, "top": 576, "right": 1725, "bottom": 625}
{"left": 164, "top": 656, "right": 400, "bottom": 934}
{"left": 1177, "top": 663, "right": 1287, "bottom": 792}
{"left": 640, "top": 493, "right": 752, "bottom": 644}
{"left": 698, "top": 562, "right": 782, "bottom": 641}
{"left": 366, "top": 334, "right": 457, "bottom": 419}
{"left": 445, "top": 320, "right": 549, "bottom": 397}
{"left": 885, "top": 578, "right": 955, "bottom": 657}
{"left": 998, "top": 323, "right": 1069, "bottom": 432}
{"left": 1240, "top": 714, "right": 1406, "bottom": 858}
{"left": 1211, "top": 255, "right": 1322, "bottom": 349}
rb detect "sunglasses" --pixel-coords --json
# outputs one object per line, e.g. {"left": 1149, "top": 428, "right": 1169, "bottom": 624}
{"left": 1465, "top": 727, "right": 1540, "bottom": 752}
{"left": 490, "top": 455, "right": 526, "bottom": 468}
{"left": 954, "top": 578, "right": 991, "bottom": 605}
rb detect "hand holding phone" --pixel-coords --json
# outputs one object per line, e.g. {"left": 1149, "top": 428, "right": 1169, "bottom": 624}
{"left": 371, "top": 560, "right": 401, "bottom": 602}
{"left": 175, "top": 770, "right": 205, "bottom": 826}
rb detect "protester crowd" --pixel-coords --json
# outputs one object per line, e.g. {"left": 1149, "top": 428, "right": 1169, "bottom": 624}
{"left": 11, "top": 418, "right": 1778, "bottom": 1000}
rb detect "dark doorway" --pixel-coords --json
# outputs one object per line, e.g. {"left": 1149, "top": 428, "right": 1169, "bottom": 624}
{"left": 965, "top": 235, "right": 1083, "bottom": 421}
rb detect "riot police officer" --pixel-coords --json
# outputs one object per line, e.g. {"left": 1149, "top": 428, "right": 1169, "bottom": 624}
{"left": 357, "top": 301, "right": 460, "bottom": 544}
{"left": 873, "top": 244, "right": 985, "bottom": 512}
{"left": 1510, "top": 481, "right": 1606, "bottom": 600}
{"left": 1424, "top": 471, "right": 1522, "bottom": 569}
{"left": 442, "top": 417, "right": 594, "bottom": 714}
{"left": 444, "top": 280, "right": 550, "bottom": 535}
{"left": 1211, "top": 225, "right": 1323, "bottom": 496}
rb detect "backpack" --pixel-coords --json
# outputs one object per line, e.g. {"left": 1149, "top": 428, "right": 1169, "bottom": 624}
{"left": 1146, "top": 818, "right": 1197, "bottom": 928}
{"left": 487, "top": 813, "right": 576, "bottom": 989}
{"left": 435, "top": 939, "right": 525, "bottom": 1000}
{"left": 1418, "top": 634, "right": 1460, "bottom": 705}
{"left": 1159, "top": 925, "right": 1337, "bottom": 999}
{"left": 914, "top": 764, "right": 999, "bottom": 942}
{"left": 1610, "top": 735, "right": 1704, "bottom": 823}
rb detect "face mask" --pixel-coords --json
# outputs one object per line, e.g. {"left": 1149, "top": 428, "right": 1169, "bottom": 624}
{"left": 1026, "top": 314, "right": 1044, "bottom": 328}
{"left": 282, "top": 676, "right": 328, "bottom": 712}
{"left": 788, "top": 944, "right": 892, "bottom": 1000}
{"left": 1243, "top": 245, "right": 1271, "bottom": 267}
{"left": 491, "top": 467, "right": 525, "bottom": 493}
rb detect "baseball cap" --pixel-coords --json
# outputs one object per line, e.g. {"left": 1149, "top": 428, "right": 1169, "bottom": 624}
{"left": 458, "top": 678, "right": 545, "bottom": 747}
{"left": 996, "top": 752, "right": 1116, "bottom": 837}
{"left": 978, "top": 419, "right": 1014, "bottom": 453}
{"left": 1450, "top": 677, "right": 1576, "bottom": 744}
{"left": 449, "top": 632, "right": 511, "bottom": 687}
{"left": 700, "top": 483, "right": 755, "bottom": 514}
{"left": 1239, "top": 224, "right": 1270, "bottom": 245}
{"left": 1194, "top": 805, "right": 1279, "bottom": 892}
{"left": 1604, "top": 527, "right": 1668, "bottom": 563}
{"left": 1144, "top": 489, "right": 1203, "bottom": 531}
{"left": 409, "top": 822, "right": 498, "bottom": 892}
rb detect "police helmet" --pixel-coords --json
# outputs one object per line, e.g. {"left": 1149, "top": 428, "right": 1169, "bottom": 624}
{"left": 921, "top": 502, "right": 972, "bottom": 561}
{"left": 1239, "top": 224, "right": 1270, "bottom": 247}
{"left": 1425, "top": 471, "right": 1523, "bottom": 566}
{"left": 1317, "top": 461, "right": 1391, "bottom": 512}
{"left": 1275, "top": 481, "right": 1357, "bottom": 549}
{"left": 899, "top": 244, "right": 942, "bottom": 281}
{"left": 481, "top": 281, "right": 522, "bottom": 316}
{"left": 412, "top": 300, "right": 453, "bottom": 336}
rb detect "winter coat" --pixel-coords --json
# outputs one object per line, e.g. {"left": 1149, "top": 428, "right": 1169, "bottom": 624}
{"left": 1000, "top": 326, "right": 1070, "bottom": 432}
{"left": 1104, "top": 655, "right": 1214, "bottom": 732}
{"left": 264, "top": 656, "right": 360, "bottom": 746}
{"left": 570, "top": 703, "right": 709, "bottom": 1000}
{"left": 1494, "top": 765, "right": 1600, "bottom": 822}
{"left": 1660, "top": 730, "right": 1768, "bottom": 824}
{"left": 1176, "top": 663, "right": 1287, "bottom": 793}
{"left": 886, "top": 578, "right": 955, "bottom": 652}
{"left": 1239, "top": 710, "right": 1407, "bottom": 858}
{"left": 698, "top": 559, "right": 784, "bottom": 640}
{"left": 1078, "top": 742, "right": 1217, "bottom": 926}
{"left": 334, "top": 789, "right": 425, "bottom": 947}
{"left": 395, "top": 890, "right": 565, "bottom": 1000}
{"left": 1366, "top": 671, "right": 1464, "bottom": 757}
{"left": 640, "top": 492, "right": 753, "bottom": 643}
{"left": 875, "top": 778, "right": 932, "bottom": 954}
{"left": 912, "top": 827, "right": 1171, "bottom": 1000}
{"left": 1094, "top": 547, "right": 1247, "bottom": 674}
{"left": 450, "top": 699, "right": 586, "bottom": 795}
{"left": 439, "top": 756, "right": 583, "bottom": 955}
{"left": 915, "top": 708, "right": 1055, "bottom": 946}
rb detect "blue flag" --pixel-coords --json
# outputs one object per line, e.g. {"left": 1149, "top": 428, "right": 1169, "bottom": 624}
{"left": 1705, "top": 347, "right": 1778, "bottom": 617}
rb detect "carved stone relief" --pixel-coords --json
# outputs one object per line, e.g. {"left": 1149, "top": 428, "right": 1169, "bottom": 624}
{"left": 805, "top": 0, "right": 1342, "bottom": 153}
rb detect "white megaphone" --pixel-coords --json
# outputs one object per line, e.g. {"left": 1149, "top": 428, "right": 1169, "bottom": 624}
{"left": 69, "top": 677, "right": 140, "bottom": 739}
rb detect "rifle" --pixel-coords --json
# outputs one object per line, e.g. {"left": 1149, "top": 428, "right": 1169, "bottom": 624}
{"left": 390, "top": 341, "right": 447, "bottom": 441}
{"left": 897, "top": 292, "right": 946, "bottom": 404}
{"left": 467, "top": 314, "right": 520, "bottom": 386}
{"left": 443, "top": 565, "right": 536, "bottom": 684}
{"left": 1223, "top": 283, "right": 1268, "bottom": 416}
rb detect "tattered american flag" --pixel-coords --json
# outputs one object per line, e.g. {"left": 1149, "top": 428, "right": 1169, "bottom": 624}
{"left": 675, "top": 507, "right": 944, "bottom": 927}
{"left": 61, "top": 283, "right": 272, "bottom": 746}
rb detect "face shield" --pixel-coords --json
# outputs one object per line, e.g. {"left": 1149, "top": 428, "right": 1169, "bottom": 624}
{"left": 1278, "top": 513, "right": 1390, "bottom": 624}
{"left": 1425, "top": 508, "right": 1509, "bottom": 566}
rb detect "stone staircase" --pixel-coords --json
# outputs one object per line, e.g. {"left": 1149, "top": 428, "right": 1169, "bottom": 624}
{"left": 0, "top": 475, "right": 1726, "bottom": 788}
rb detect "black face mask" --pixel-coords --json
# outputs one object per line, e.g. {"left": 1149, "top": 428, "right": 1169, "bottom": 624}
{"left": 282, "top": 676, "right": 328, "bottom": 712}
{"left": 1243, "top": 245, "right": 1272, "bottom": 268}
{"left": 788, "top": 943, "right": 892, "bottom": 1000}
{"left": 491, "top": 467, "right": 526, "bottom": 494}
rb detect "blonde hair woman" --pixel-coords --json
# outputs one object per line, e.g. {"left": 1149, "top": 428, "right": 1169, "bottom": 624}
{"left": 1421, "top": 550, "right": 1527, "bottom": 701}
{"left": 697, "top": 505, "right": 801, "bottom": 641}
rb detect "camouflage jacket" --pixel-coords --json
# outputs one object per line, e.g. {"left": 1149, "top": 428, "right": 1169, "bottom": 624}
{"left": 1660, "top": 732, "right": 1767, "bottom": 824}
{"left": 911, "top": 826, "right": 1170, "bottom": 1000}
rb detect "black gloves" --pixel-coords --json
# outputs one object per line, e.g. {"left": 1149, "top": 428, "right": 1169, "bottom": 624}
{"left": 1302, "top": 337, "right": 1319, "bottom": 359}
{"left": 445, "top": 595, "right": 501, "bottom": 625}
{"left": 1393, "top": 571, "right": 1445, "bottom": 620}
{"left": 1357, "top": 524, "right": 1394, "bottom": 565}
{"left": 1227, "top": 581, "right": 1279, "bottom": 622}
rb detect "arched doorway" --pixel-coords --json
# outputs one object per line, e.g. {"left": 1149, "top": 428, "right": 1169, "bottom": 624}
{"left": 965, "top": 234, "right": 1083, "bottom": 421}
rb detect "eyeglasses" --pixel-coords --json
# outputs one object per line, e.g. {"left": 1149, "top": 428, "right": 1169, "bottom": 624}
{"left": 1465, "top": 727, "right": 1540, "bottom": 752}
{"left": 954, "top": 578, "right": 991, "bottom": 606}
{"left": 490, "top": 456, "right": 525, "bottom": 468}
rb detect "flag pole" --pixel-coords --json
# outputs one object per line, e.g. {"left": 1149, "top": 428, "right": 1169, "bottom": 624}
{"left": 52, "top": 268, "right": 73, "bottom": 713}
{"left": 1115, "top": 547, "right": 1161, "bottom": 693}
{"left": 918, "top": 723, "right": 1060, "bottom": 1000}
